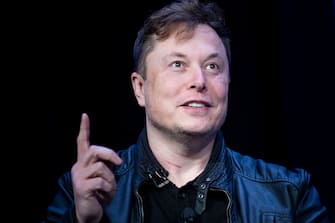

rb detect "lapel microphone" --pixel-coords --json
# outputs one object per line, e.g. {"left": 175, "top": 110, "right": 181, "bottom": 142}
{"left": 180, "top": 207, "right": 196, "bottom": 222}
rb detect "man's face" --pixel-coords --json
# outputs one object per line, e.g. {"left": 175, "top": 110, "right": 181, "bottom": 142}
{"left": 132, "top": 24, "right": 230, "bottom": 138}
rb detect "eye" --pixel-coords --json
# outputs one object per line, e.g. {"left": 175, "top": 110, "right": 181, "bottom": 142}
{"left": 169, "top": 60, "right": 187, "bottom": 72}
{"left": 205, "top": 63, "right": 220, "bottom": 73}
{"left": 171, "top": 61, "right": 184, "bottom": 69}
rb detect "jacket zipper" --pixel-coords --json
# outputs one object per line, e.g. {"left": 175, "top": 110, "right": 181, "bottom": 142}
{"left": 135, "top": 189, "right": 144, "bottom": 223}
{"left": 209, "top": 188, "right": 232, "bottom": 223}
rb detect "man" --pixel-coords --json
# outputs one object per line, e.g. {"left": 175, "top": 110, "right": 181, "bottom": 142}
{"left": 44, "top": 0, "right": 330, "bottom": 222}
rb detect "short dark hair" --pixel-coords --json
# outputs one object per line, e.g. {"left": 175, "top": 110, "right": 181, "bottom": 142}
{"left": 133, "top": 0, "right": 231, "bottom": 78}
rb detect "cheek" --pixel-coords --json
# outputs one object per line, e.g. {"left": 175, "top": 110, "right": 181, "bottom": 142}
{"left": 154, "top": 78, "right": 181, "bottom": 97}
{"left": 144, "top": 79, "right": 175, "bottom": 107}
{"left": 223, "top": 84, "right": 229, "bottom": 99}
{"left": 212, "top": 81, "right": 229, "bottom": 100}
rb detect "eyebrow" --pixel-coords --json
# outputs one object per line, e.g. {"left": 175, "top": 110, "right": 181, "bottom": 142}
{"left": 206, "top": 53, "right": 224, "bottom": 62}
{"left": 162, "top": 52, "right": 187, "bottom": 62}
{"left": 163, "top": 52, "right": 224, "bottom": 62}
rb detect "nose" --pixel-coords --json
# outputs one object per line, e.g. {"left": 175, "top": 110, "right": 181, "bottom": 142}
{"left": 189, "top": 66, "right": 207, "bottom": 92}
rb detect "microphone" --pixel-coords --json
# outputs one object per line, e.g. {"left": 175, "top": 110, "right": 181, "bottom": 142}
{"left": 180, "top": 207, "right": 196, "bottom": 222}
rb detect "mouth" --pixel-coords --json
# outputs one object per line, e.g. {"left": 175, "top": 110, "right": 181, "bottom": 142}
{"left": 181, "top": 100, "right": 212, "bottom": 108}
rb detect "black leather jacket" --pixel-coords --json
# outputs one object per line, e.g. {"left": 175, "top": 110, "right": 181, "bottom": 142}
{"left": 44, "top": 130, "right": 329, "bottom": 222}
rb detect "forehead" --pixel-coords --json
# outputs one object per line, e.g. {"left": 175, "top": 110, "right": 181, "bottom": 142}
{"left": 165, "top": 24, "right": 220, "bottom": 43}
{"left": 151, "top": 24, "right": 227, "bottom": 57}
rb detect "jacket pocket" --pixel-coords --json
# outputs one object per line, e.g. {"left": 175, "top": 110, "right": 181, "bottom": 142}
{"left": 262, "top": 212, "right": 293, "bottom": 223}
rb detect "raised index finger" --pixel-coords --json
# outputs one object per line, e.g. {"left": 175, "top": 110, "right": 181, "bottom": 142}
{"left": 76, "top": 113, "right": 90, "bottom": 160}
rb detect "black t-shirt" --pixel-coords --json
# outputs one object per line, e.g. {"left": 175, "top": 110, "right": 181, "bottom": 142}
{"left": 140, "top": 179, "right": 229, "bottom": 223}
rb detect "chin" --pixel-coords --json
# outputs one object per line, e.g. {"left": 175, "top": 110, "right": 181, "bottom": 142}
{"left": 177, "top": 126, "right": 216, "bottom": 137}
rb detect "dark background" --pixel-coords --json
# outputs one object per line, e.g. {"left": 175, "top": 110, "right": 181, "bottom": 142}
{"left": 32, "top": 0, "right": 335, "bottom": 222}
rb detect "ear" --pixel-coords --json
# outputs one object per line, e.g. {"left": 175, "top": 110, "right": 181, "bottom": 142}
{"left": 131, "top": 72, "right": 145, "bottom": 107}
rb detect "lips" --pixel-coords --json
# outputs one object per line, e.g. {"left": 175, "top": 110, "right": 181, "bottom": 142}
{"left": 181, "top": 100, "right": 212, "bottom": 107}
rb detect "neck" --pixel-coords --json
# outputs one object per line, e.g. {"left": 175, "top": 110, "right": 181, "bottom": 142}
{"left": 147, "top": 126, "right": 216, "bottom": 188}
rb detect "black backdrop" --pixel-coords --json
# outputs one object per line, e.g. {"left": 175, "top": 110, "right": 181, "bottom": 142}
{"left": 36, "top": 0, "right": 335, "bottom": 222}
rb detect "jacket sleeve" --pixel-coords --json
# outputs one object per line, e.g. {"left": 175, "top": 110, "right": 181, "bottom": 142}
{"left": 42, "top": 172, "right": 77, "bottom": 223}
{"left": 295, "top": 169, "right": 330, "bottom": 223}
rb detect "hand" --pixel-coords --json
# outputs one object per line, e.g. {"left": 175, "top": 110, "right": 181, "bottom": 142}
{"left": 71, "top": 113, "right": 122, "bottom": 223}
